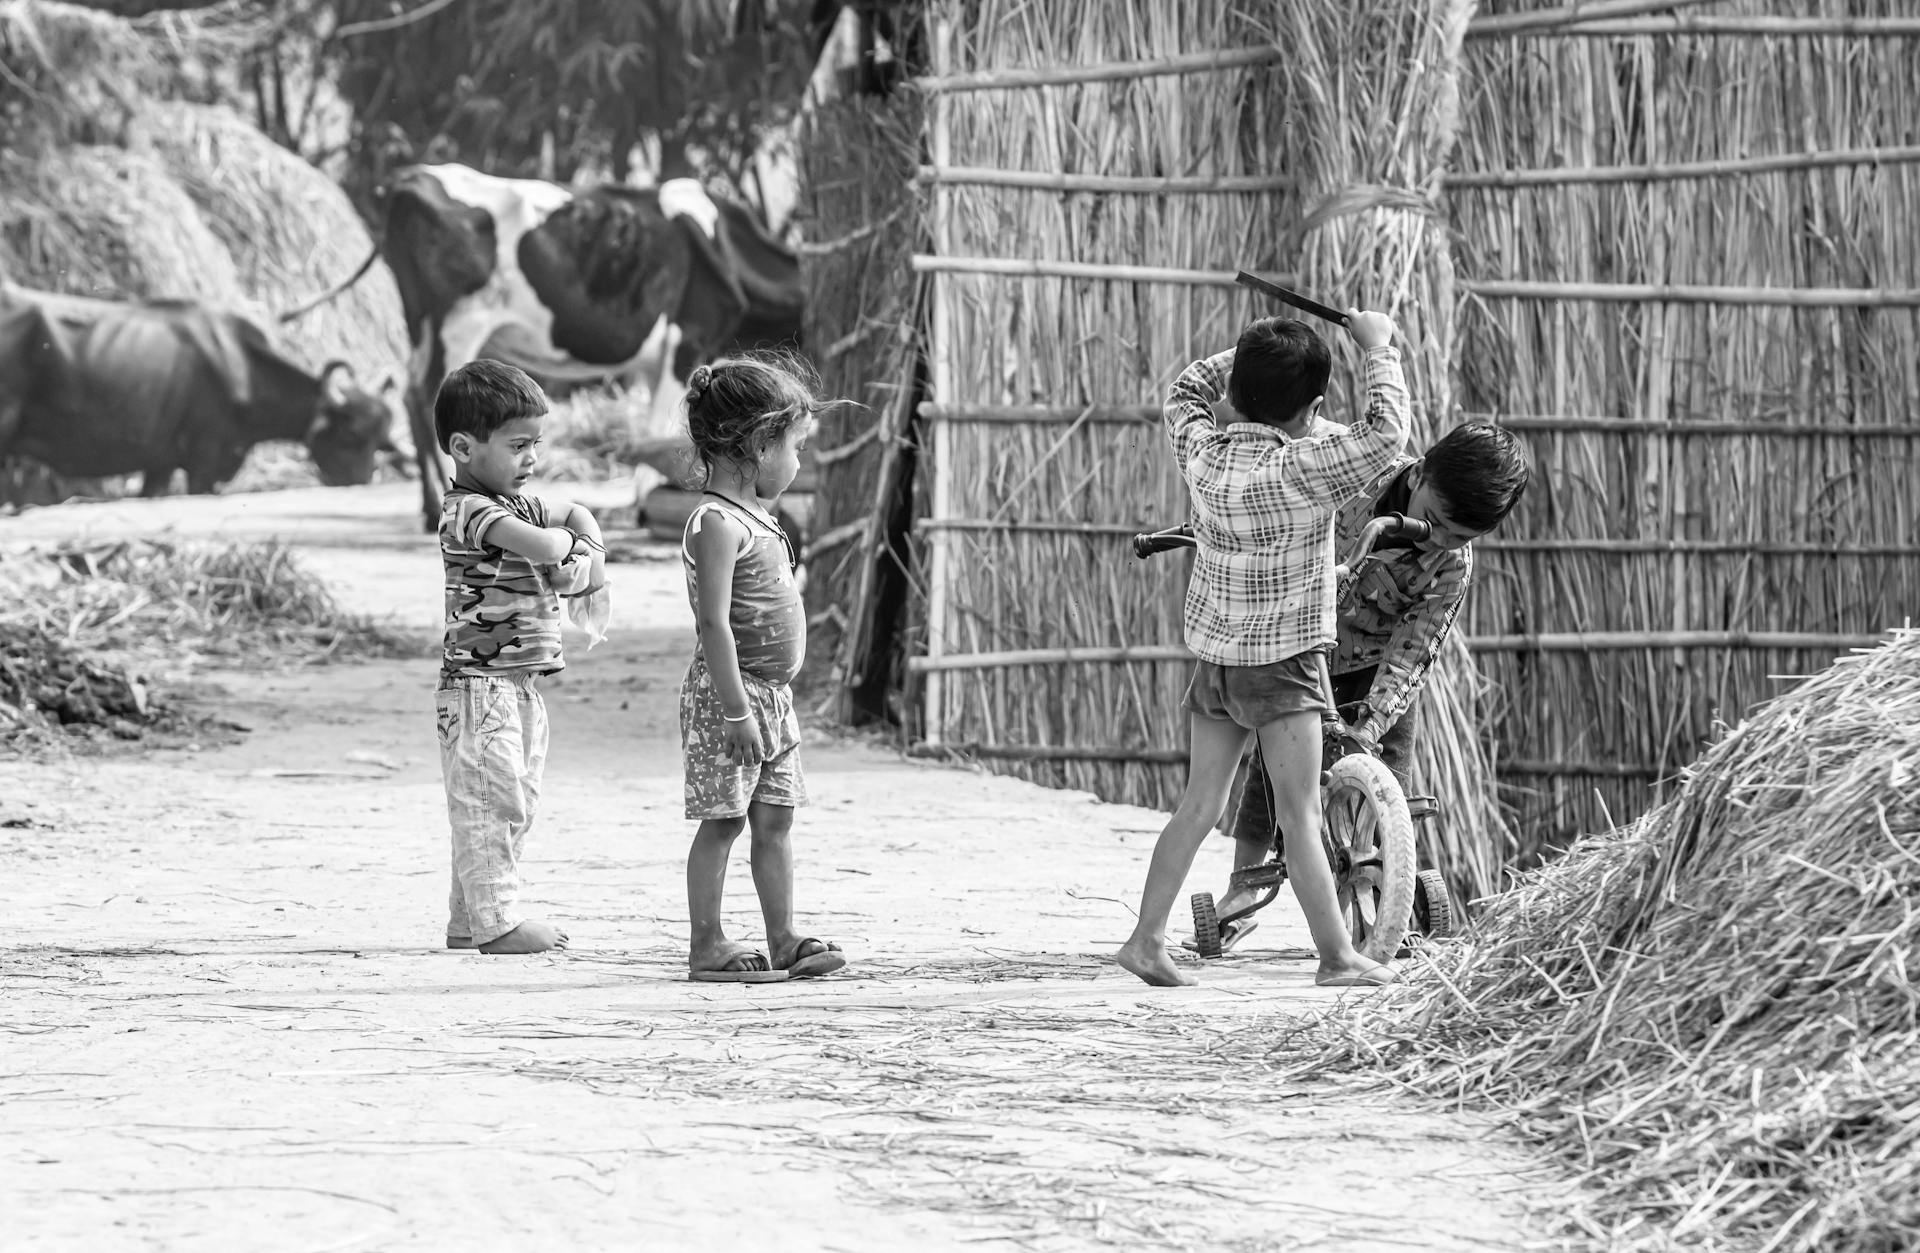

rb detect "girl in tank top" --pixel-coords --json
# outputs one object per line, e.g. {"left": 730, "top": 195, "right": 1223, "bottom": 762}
{"left": 677, "top": 352, "right": 848, "bottom": 983}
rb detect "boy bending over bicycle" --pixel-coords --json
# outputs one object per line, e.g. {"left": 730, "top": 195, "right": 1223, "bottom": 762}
{"left": 1213, "top": 423, "right": 1532, "bottom": 943}
{"left": 1114, "top": 309, "right": 1410, "bottom": 988}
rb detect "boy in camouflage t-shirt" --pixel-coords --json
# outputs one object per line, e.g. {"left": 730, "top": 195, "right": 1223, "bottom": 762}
{"left": 433, "top": 361, "right": 604, "bottom": 955}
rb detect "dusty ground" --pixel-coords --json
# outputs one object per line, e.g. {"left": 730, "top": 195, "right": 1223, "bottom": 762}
{"left": 2, "top": 483, "right": 1568, "bottom": 1251}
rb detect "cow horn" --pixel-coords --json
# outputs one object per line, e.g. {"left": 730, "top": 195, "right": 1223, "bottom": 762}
{"left": 277, "top": 244, "right": 381, "bottom": 324}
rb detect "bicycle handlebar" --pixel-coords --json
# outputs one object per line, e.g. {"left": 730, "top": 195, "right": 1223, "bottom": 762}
{"left": 1131, "top": 525, "right": 1195, "bottom": 559}
{"left": 1130, "top": 514, "right": 1432, "bottom": 566}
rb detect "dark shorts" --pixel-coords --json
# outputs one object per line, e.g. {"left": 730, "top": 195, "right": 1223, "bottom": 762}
{"left": 1183, "top": 651, "right": 1334, "bottom": 730}
{"left": 1226, "top": 666, "right": 1419, "bottom": 846}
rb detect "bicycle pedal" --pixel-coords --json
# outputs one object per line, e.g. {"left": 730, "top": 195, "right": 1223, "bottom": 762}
{"left": 1229, "top": 863, "right": 1286, "bottom": 890}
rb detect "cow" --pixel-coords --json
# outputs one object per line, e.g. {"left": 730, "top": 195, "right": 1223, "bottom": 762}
{"left": 376, "top": 163, "right": 805, "bottom": 529}
{"left": 0, "top": 283, "right": 393, "bottom": 497}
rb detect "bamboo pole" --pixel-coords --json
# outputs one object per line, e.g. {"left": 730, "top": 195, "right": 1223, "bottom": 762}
{"left": 1463, "top": 280, "right": 1920, "bottom": 306}
{"left": 907, "top": 742, "right": 1189, "bottom": 764}
{"left": 1448, "top": 144, "right": 1920, "bottom": 189}
{"left": 1478, "top": 539, "right": 1920, "bottom": 557}
{"left": 909, "top": 10, "right": 1920, "bottom": 97}
{"left": 904, "top": 631, "right": 1890, "bottom": 672}
{"left": 916, "top": 166, "right": 1297, "bottom": 194}
{"left": 910, "top": 254, "right": 1254, "bottom": 286}
{"left": 918, "top": 405, "right": 1920, "bottom": 436}
{"left": 920, "top": 402, "right": 1159, "bottom": 423}
{"left": 1464, "top": 0, "right": 1719, "bottom": 38}
{"left": 915, "top": 263, "right": 1920, "bottom": 306}
{"left": 931, "top": 146, "right": 1920, "bottom": 195}
{"left": 906, "top": 644, "right": 1192, "bottom": 673}
{"left": 1491, "top": 416, "right": 1920, "bottom": 436}
{"left": 1467, "top": 631, "right": 1891, "bottom": 652}
{"left": 910, "top": 45, "right": 1282, "bottom": 94}
{"left": 922, "top": 14, "right": 955, "bottom": 747}
{"left": 916, "top": 518, "right": 1147, "bottom": 536}
{"left": 1537, "top": 16, "right": 1920, "bottom": 37}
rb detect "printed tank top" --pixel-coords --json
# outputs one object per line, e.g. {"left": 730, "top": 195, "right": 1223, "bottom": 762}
{"left": 681, "top": 496, "right": 806, "bottom": 685}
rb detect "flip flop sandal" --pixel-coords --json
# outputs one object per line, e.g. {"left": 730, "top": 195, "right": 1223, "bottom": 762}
{"left": 779, "top": 937, "right": 846, "bottom": 979}
{"left": 1178, "top": 919, "right": 1258, "bottom": 954}
{"left": 690, "top": 951, "right": 790, "bottom": 983}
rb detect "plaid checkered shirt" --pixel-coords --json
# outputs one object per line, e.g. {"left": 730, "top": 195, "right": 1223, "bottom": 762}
{"left": 1165, "top": 345, "right": 1412, "bottom": 667}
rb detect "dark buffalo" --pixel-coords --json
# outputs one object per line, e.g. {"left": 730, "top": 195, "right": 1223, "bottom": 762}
{"left": 0, "top": 283, "right": 392, "bottom": 497}
{"left": 377, "top": 163, "right": 804, "bottom": 529}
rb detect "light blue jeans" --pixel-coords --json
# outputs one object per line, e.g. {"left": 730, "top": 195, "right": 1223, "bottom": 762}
{"left": 435, "top": 672, "right": 549, "bottom": 945}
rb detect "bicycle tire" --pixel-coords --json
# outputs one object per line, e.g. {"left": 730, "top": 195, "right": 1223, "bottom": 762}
{"left": 1190, "top": 893, "right": 1222, "bottom": 959}
{"left": 1413, "top": 868, "right": 1457, "bottom": 938}
{"left": 1321, "top": 754, "right": 1418, "bottom": 964}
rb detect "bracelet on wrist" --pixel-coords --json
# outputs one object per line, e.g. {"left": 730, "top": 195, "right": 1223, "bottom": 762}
{"left": 722, "top": 709, "right": 753, "bottom": 723}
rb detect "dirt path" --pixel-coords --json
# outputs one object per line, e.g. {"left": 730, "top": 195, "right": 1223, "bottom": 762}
{"left": 2, "top": 484, "right": 1560, "bottom": 1251}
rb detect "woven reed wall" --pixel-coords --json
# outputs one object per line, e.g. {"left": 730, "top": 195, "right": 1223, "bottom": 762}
{"left": 795, "top": 88, "right": 927, "bottom": 723}
{"left": 907, "top": 0, "right": 1508, "bottom": 891}
{"left": 1452, "top": 0, "right": 1920, "bottom": 849}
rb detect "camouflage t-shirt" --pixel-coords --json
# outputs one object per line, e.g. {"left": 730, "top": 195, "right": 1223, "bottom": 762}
{"left": 439, "top": 485, "right": 570, "bottom": 681}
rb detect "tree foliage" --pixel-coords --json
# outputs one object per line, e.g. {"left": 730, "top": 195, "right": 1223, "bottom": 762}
{"left": 326, "top": 0, "right": 827, "bottom": 203}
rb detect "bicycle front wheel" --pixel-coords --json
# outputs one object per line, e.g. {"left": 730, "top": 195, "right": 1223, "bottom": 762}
{"left": 1321, "top": 754, "right": 1418, "bottom": 964}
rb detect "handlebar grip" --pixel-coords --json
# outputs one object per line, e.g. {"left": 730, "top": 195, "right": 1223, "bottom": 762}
{"left": 1385, "top": 514, "right": 1432, "bottom": 544}
{"left": 1132, "top": 526, "right": 1196, "bottom": 559}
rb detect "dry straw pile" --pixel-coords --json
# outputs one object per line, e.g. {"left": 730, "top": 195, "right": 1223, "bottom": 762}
{"left": 1300, "top": 629, "right": 1920, "bottom": 1250}
{"left": 0, "top": 539, "right": 410, "bottom": 745}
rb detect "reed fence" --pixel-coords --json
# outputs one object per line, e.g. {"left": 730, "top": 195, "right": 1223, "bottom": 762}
{"left": 796, "top": 0, "right": 1918, "bottom": 891}
{"left": 794, "top": 86, "right": 927, "bottom": 724}
{"left": 897, "top": 0, "right": 1514, "bottom": 899}
{"left": 1453, "top": 0, "right": 1920, "bottom": 846}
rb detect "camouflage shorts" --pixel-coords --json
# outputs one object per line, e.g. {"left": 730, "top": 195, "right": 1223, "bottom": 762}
{"left": 680, "top": 654, "right": 807, "bottom": 820}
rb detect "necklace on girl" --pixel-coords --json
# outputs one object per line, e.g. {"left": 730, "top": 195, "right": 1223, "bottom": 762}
{"left": 702, "top": 490, "right": 799, "bottom": 572}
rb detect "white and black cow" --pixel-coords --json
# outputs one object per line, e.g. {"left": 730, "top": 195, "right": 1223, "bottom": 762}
{"left": 378, "top": 164, "right": 805, "bottom": 529}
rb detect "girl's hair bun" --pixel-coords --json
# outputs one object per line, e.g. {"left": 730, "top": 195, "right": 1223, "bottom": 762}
{"left": 685, "top": 363, "right": 714, "bottom": 404}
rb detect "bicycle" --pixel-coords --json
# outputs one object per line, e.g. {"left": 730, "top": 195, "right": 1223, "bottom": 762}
{"left": 1132, "top": 513, "right": 1459, "bottom": 962}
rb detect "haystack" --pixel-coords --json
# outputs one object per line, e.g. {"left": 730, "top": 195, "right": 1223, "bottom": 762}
{"left": 1305, "top": 629, "right": 1920, "bottom": 1250}
{"left": 0, "top": 144, "right": 243, "bottom": 305}
{"left": 0, "top": 0, "right": 411, "bottom": 502}
{"left": 130, "top": 101, "right": 409, "bottom": 383}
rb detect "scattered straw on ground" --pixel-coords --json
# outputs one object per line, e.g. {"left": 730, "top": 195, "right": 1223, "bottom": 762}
{"left": 1291, "top": 629, "right": 1920, "bottom": 1251}
{"left": 0, "top": 540, "right": 413, "bottom": 746}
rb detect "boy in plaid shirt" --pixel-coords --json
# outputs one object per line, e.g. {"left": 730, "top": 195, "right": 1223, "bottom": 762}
{"left": 1115, "top": 308, "right": 1410, "bottom": 988}
{"left": 1213, "top": 423, "right": 1531, "bottom": 946}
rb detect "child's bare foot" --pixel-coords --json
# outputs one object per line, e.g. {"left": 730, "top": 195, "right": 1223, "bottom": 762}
{"left": 446, "top": 936, "right": 476, "bottom": 950}
{"left": 477, "top": 920, "right": 568, "bottom": 954}
{"left": 689, "top": 938, "right": 770, "bottom": 975}
{"left": 1314, "top": 960, "right": 1399, "bottom": 988}
{"left": 1115, "top": 938, "right": 1199, "bottom": 987}
{"left": 689, "top": 939, "right": 787, "bottom": 982}
{"left": 770, "top": 935, "right": 846, "bottom": 979}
